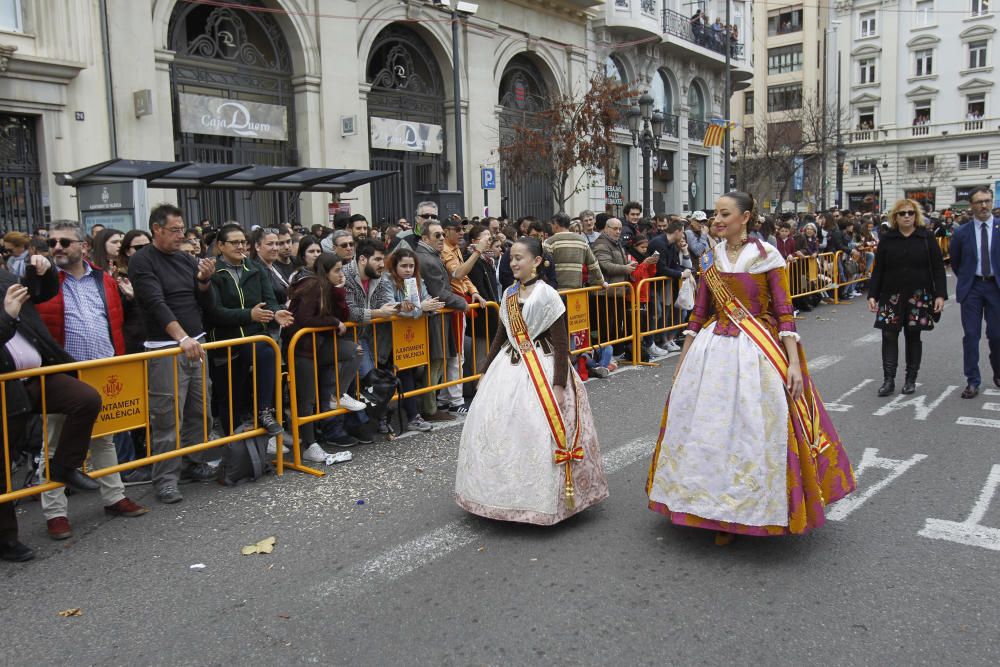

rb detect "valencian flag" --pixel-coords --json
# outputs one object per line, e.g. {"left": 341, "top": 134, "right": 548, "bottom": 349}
{"left": 703, "top": 118, "right": 735, "bottom": 148}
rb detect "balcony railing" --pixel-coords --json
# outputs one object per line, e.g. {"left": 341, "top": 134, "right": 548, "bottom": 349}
{"left": 662, "top": 9, "right": 745, "bottom": 60}
{"left": 850, "top": 129, "right": 875, "bottom": 143}
{"left": 911, "top": 125, "right": 930, "bottom": 137}
{"left": 688, "top": 118, "right": 709, "bottom": 141}
{"left": 965, "top": 119, "right": 985, "bottom": 131}
{"left": 663, "top": 113, "right": 680, "bottom": 138}
{"left": 847, "top": 117, "right": 995, "bottom": 143}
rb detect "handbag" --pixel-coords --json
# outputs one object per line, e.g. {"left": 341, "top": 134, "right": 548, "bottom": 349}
{"left": 676, "top": 275, "right": 696, "bottom": 311}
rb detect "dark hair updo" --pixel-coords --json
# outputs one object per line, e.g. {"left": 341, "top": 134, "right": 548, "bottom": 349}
{"left": 723, "top": 191, "right": 758, "bottom": 225}
{"left": 513, "top": 235, "right": 544, "bottom": 259}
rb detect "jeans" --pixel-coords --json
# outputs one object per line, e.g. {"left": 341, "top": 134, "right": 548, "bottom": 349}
{"left": 40, "top": 414, "right": 125, "bottom": 519}
{"left": 209, "top": 341, "right": 277, "bottom": 436}
{"left": 147, "top": 354, "right": 209, "bottom": 491}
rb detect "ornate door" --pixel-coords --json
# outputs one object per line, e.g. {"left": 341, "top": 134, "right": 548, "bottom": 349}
{"left": 499, "top": 56, "right": 555, "bottom": 219}
{"left": 169, "top": 0, "right": 297, "bottom": 227}
{"left": 366, "top": 26, "right": 447, "bottom": 225}
{"left": 0, "top": 114, "right": 43, "bottom": 234}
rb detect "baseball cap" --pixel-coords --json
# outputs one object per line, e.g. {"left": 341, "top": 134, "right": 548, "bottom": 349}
{"left": 690, "top": 211, "right": 708, "bottom": 221}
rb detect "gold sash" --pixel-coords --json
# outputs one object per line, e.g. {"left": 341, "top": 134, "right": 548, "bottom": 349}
{"left": 701, "top": 255, "right": 830, "bottom": 460}
{"left": 505, "top": 290, "right": 583, "bottom": 507}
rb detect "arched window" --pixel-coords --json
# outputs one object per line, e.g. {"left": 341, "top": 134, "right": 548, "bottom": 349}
{"left": 606, "top": 55, "right": 628, "bottom": 83}
{"left": 687, "top": 83, "right": 705, "bottom": 120}
{"left": 652, "top": 70, "right": 673, "bottom": 114}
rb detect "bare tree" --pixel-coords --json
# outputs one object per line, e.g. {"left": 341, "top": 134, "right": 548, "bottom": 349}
{"left": 497, "top": 72, "right": 637, "bottom": 213}
{"left": 736, "top": 98, "right": 849, "bottom": 213}
{"left": 898, "top": 154, "right": 954, "bottom": 212}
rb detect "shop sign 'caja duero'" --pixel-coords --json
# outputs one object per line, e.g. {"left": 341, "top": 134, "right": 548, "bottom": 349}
{"left": 178, "top": 93, "right": 288, "bottom": 141}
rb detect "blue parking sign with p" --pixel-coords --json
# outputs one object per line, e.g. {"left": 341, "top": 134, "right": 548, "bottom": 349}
{"left": 481, "top": 168, "right": 496, "bottom": 190}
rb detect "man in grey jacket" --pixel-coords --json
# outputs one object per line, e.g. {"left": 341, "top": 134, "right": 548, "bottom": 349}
{"left": 415, "top": 221, "right": 468, "bottom": 421}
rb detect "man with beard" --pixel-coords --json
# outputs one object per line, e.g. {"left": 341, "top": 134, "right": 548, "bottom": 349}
{"left": 342, "top": 240, "right": 397, "bottom": 437}
{"left": 35, "top": 221, "right": 148, "bottom": 540}
{"left": 274, "top": 223, "right": 298, "bottom": 282}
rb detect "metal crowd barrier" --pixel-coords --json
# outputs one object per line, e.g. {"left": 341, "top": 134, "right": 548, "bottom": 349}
{"left": 285, "top": 302, "right": 499, "bottom": 476}
{"left": 938, "top": 236, "right": 950, "bottom": 262}
{"left": 633, "top": 276, "right": 685, "bottom": 364}
{"left": 558, "top": 283, "right": 637, "bottom": 365}
{"left": 1, "top": 335, "right": 284, "bottom": 504}
{"left": 786, "top": 251, "right": 840, "bottom": 301}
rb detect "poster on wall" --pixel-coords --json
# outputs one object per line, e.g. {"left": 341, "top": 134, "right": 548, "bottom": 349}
{"left": 369, "top": 116, "right": 444, "bottom": 154}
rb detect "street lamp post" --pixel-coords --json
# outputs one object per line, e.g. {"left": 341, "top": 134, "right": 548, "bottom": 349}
{"left": 627, "top": 93, "right": 665, "bottom": 217}
{"left": 872, "top": 160, "right": 887, "bottom": 215}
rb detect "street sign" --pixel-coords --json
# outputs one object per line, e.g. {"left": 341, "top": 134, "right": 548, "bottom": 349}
{"left": 481, "top": 168, "right": 496, "bottom": 190}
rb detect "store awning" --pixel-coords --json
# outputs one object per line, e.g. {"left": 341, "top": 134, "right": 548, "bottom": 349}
{"left": 55, "top": 159, "right": 396, "bottom": 194}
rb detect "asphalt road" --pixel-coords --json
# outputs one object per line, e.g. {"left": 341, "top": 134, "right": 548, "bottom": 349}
{"left": 3, "top": 282, "right": 1000, "bottom": 666}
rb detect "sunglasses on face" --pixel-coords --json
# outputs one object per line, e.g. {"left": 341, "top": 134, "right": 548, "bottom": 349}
{"left": 418, "top": 213, "right": 439, "bottom": 220}
{"left": 47, "top": 238, "right": 82, "bottom": 249}
{"left": 128, "top": 242, "right": 150, "bottom": 251}
{"left": 337, "top": 242, "right": 354, "bottom": 249}
{"left": 896, "top": 211, "right": 916, "bottom": 217}
{"left": 431, "top": 232, "right": 444, "bottom": 239}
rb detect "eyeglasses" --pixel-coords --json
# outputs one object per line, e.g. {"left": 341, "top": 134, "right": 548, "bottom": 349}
{"left": 418, "top": 213, "right": 439, "bottom": 220}
{"left": 224, "top": 239, "right": 249, "bottom": 246}
{"left": 162, "top": 226, "right": 186, "bottom": 235}
{"left": 260, "top": 227, "right": 280, "bottom": 234}
{"left": 896, "top": 211, "right": 916, "bottom": 217}
{"left": 972, "top": 199, "right": 993, "bottom": 206}
{"left": 46, "top": 238, "right": 83, "bottom": 249}
{"left": 336, "top": 242, "right": 355, "bottom": 249}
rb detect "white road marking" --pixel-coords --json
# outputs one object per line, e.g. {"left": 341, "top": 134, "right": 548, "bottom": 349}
{"left": 855, "top": 332, "right": 881, "bottom": 345}
{"left": 985, "top": 388, "right": 1000, "bottom": 396}
{"left": 808, "top": 354, "right": 843, "bottom": 371}
{"left": 324, "top": 435, "right": 654, "bottom": 596}
{"left": 825, "top": 379, "right": 875, "bottom": 412}
{"left": 873, "top": 385, "right": 959, "bottom": 421}
{"left": 982, "top": 403, "right": 1000, "bottom": 412}
{"left": 956, "top": 416, "right": 1000, "bottom": 429}
{"left": 828, "top": 447, "right": 928, "bottom": 521}
{"left": 920, "top": 465, "right": 1000, "bottom": 551}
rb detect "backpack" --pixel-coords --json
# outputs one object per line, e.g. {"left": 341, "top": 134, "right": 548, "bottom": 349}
{"left": 217, "top": 423, "right": 274, "bottom": 486}
{"left": 358, "top": 367, "right": 402, "bottom": 422}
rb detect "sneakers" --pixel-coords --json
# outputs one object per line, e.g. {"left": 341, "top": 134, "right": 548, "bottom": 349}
{"left": 378, "top": 417, "right": 395, "bottom": 435}
{"left": 423, "top": 411, "right": 456, "bottom": 422}
{"left": 258, "top": 408, "right": 283, "bottom": 436}
{"left": 647, "top": 343, "right": 670, "bottom": 359}
{"left": 346, "top": 425, "right": 375, "bottom": 444}
{"left": 606, "top": 361, "right": 619, "bottom": 373}
{"left": 337, "top": 394, "right": 367, "bottom": 412}
{"left": 156, "top": 485, "right": 183, "bottom": 504}
{"left": 301, "top": 442, "right": 328, "bottom": 463}
{"left": 329, "top": 433, "right": 361, "bottom": 447}
{"left": 46, "top": 516, "right": 72, "bottom": 540}
{"left": 266, "top": 437, "right": 289, "bottom": 456}
{"left": 408, "top": 415, "right": 434, "bottom": 432}
{"left": 449, "top": 403, "right": 470, "bottom": 415}
{"left": 104, "top": 497, "right": 149, "bottom": 518}
{"left": 180, "top": 463, "right": 217, "bottom": 484}
{"left": 121, "top": 467, "right": 152, "bottom": 486}
{"left": 664, "top": 340, "right": 682, "bottom": 353}
{"left": 589, "top": 365, "right": 610, "bottom": 378}
{"left": 0, "top": 540, "right": 34, "bottom": 562}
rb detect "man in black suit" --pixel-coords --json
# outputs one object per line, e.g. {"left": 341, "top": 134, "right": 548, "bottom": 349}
{"left": 0, "top": 256, "right": 102, "bottom": 562}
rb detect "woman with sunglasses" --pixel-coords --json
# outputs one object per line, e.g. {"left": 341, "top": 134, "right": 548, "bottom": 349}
{"left": 868, "top": 199, "right": 947, "bottom": 396}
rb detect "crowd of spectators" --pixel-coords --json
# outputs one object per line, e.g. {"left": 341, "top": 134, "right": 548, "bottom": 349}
{"left": 2, "top": 194, "right": 981, "bottom": 562}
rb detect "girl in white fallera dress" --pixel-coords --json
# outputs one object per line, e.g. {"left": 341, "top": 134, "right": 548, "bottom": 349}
{"left": 454, "top": 238, "right": 608, "bottom": 525}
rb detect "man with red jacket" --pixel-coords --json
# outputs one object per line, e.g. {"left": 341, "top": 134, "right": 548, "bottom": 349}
{"left": 35, "top": 221, "right": 147, "bottom": 541}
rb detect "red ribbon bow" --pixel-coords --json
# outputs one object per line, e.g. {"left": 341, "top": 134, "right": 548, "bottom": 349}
{"left": 553, "top": 446, "right": 584, "bottom": 465}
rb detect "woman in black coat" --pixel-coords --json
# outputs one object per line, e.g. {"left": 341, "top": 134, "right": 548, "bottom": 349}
{"left": 867, "top": 199, "right": 947, "bottom": 396}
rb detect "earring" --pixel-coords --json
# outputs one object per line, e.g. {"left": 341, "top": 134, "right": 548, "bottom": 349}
{"left": 740, "top": 225, "right": 748, "bottom": 246}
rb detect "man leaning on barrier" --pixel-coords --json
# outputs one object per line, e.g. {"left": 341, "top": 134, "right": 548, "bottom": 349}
{"left": 34, "top": 221, "right": 148, "bottom": 541}
{"left": 1, "top": 255, "right": 103, "bottom": 563}
{"left": 129, "top": 203, "right": 217, "bottom": 505}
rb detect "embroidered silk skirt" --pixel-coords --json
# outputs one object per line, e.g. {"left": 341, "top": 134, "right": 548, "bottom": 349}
{"left": 646, "top": 322, "right": 855, "bottom": 536}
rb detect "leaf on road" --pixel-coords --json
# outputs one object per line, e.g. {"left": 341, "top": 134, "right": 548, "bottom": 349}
{"left": 241, "top": 536, "right": 277, "bottom": 555}
{"left": 58, "top": 608, "right": 82, "bottom": 617}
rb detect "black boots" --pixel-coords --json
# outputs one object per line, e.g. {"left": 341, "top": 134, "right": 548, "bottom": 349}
{"left": 878, "top": 332, "right": 898, "bottom": 397}
{"left": 901, "top": 334, "right": 922, "bottom": 395}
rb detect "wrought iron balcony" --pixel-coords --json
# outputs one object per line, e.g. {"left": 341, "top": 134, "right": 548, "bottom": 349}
{"left": 688, "top": 118, "right": 709, "bottom": 141}
{"left": 662, "top": 8, "right": 744, "bottom": 60}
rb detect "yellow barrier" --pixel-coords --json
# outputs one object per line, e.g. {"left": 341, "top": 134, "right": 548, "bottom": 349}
{"left": 786, "top": 251, "right": 840, "bottom": 301}
{"left": 285, "top": 301, "right": 500, "bottom": 476}
{"left": 938, "top": 236, "right": 950, "bottom": 262}
{"left": 1, "top": 335, "right": 284, "bottom": 504}
{"left": 632, "top": 276, "right": 686, "bottom": 364}
{"left": 558, "top": 282, "right": 637, "bottom": 364}
{"left": 834, "top": 249, "right": 875, "bottom": 292}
